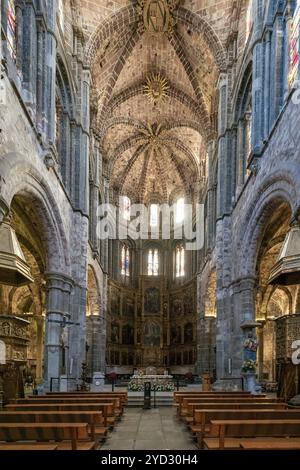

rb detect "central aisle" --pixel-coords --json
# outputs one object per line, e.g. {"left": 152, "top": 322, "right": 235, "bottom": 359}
{"left": 101, "top": 407, "right": 196, "bottom": 450}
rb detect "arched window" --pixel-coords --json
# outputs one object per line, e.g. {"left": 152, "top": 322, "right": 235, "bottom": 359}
{"left": 150, "top": 204, "right": 158, "bottom": 227}
{"left": 175, "top": 197, "right": 185, "bottom": 224}
{"left": 121, "top": 245, "right": 130, "bottom": 277}
{"left": 175, "top": 245, "right": 185, "bottom": 278}
{"left": 148, "top": 248, "right": 159, "bottom": 276}
{"left": 245, "top": 0, "right": 253, "bottom": 44}
{"left": 6, "top": 0, "right": 17, "bottom": 61}
{"left": 120, "top": 196, "right": 131, "bottom": 221}
{"left": 235, "top": 67, "right": 252, "bottom": 191}
{"left": 288, "top": 1, "right": 300, "bottom": 88}
{"left": 55, "top": 60, "right": 73, "bottom": 191}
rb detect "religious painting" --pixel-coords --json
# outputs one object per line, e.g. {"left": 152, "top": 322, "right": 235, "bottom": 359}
{"left": 144, "top": 321, "right": 161, "bottom": 347}
{"left": 184, "top": 323, "right": 193, "bottom": 343}
{"left": 184, "top": 293, "right": 193, "bottom": 315}
{"left": 136, "top": 300, "right": 142, "bottom": 317}
{"left": 172, "top": 298, "right": 183, "bottom": 315}
{"left": 121, "top": 351, "right": 127, "bottom": 365}
{"left": 111, "top": 322, "right": 119, "bottom": 344}
{"left": 122, "top": 324, "right": 134, "bottom": 345}
{"left": 110, "top": 293, "right": 120, "bottom": 316}
{"left": 144, "top": 287, "right": 160, "bottom": 314}
{"left": 171, "top": 324, "right": 181, "bottom": 344}
{"left": 123, "top": 298, "right": 134, "bottom": 316}
{"left": 169, "top": 351, "right": 175, "bottom": 365}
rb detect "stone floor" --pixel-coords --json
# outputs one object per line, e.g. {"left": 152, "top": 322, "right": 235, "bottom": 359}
{"left": 101, "top": 407, "right": 196, "bottom": 450}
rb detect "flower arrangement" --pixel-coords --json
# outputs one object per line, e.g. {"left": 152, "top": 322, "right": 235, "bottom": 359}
{"left": 127, "top": 380, "right": 175, "bottom": 392}
{"left": 241, "top": 359, "right": 256, "bottom": 373}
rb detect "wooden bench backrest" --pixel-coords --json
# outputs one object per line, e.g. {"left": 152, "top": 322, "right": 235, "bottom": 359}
{"left": 174, "top": 392, "right": 254, "bottom": 403}
{"left": 5, "top": 402, "right": 114, "bottom": 415}
{"left": 195, "top": 409, "right": 300, "bottom": 428}
{"left": 13, "top": 397, "right": 120, "bottom": 407}
{"left": 211, "top": 419, "right": 300, "bottom": 449}
{"left": 178, "top": 395, "right": 267, "bottom": 407}
{"left": 0, "top": 423, "right": 89, "bottom": 450}
{"left": 188, "top": 402, "right": 287, "bottom": 415}
{"left": 0, "top": 411, "right": 103, "bottom": 425}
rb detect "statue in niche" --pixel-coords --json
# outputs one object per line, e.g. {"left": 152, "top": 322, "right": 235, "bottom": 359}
{"left": 144, "top": 322, "right": 161, "bottom": 347}
{"left": 144, "top": 287, "right": 160, "bottom": 314}
{"left": 111, "top": 323, "right": 119, "bottom": 344}
{"left": 184, "top": 323, "right": 193, "bottom": 343}
{"left": 136, "top": 327, "right": 142, "bottom": 344}
{"left": 173, "top": 299, "right": 183, "bottom": 315}
{"left": 171, "top": 324, "right": 181, "bottom": 344}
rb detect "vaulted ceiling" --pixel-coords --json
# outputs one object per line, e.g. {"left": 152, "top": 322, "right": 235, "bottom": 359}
{"left": 86, "top": 1, "right": 234, "bottom": 203}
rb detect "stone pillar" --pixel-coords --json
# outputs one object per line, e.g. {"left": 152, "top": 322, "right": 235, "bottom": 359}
{"left": 206, "top": 140, "right": 215, "bottom": 249}
{"left": 216, "top": 74, "right": 229, "bottom": 218}
{"left": 45, "top": 1, "right": 57, "bottom": 143}
{"left": 283, "top": 1, "right": 294, "bottom": 100}
{"left": 36, "top": 18, "right": 46, "bottom": 136}
{"left": 44, "top": 272, "right": 73, "bottom": 390}
{"left": 257, "top": 322, "right": 265, "bottom": 382}
{"left": 35, "top": 316, "right": 44, "bottom": 384}
{"left": 269, "top": 11, "right": 285, "bottom": 127}
{"left": 263, "top": 30, "right": 271, "bottom": 140}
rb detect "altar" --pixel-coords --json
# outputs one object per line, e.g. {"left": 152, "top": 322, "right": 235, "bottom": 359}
{"left": 127, "top": 367, "right": 175, "bottom": 391}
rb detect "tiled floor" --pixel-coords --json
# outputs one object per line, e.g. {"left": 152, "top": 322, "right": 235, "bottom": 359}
{"left": 101, "top": 407, "right": 196, "bottom": 450}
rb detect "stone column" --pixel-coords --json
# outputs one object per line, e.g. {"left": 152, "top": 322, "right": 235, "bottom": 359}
{"left": 206, "top": 140, "right": 215, "bottom": 249}
{"left": 35, "top": 315, "right": 44, "bottom": 384}
{"left": 257, "top": 322, "right": 265, "bottom": 382}
{"left": 45, "top": 1, "right": 57, "bottom": 143}
{"left": 263, "top": 30, "right": 271, "bottom": 140}
{"left": 90, "top": 314, "right": 105, "bottom": 391}
{"left": 283, "top": 1, "right": 294, "bottom": 99}
{"left": 43, "top": 272, "right": 73, "bottom": 391}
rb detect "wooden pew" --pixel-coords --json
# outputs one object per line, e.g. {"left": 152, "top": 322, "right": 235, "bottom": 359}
{"left": 0, "top": 444, "right": 58, "bottom": 451}
{"left": 192, "top": 409, "right": 300, "bottom": 448}
{"left": 45, "top": 392, "right": 128, "bottom": 405}
{"left": 5, "top": 403, "right": 114, "bottom": 427}
{"left": 203, "top": 419, "right": 300, "bottom": 450}
{"left": 0, "top": 423, "right": 95, "bottom": 451}
{"left": 11, "top": 397, "right": 122, "bottom": 419}
{"left": 240, "top": 439, "right": 300, "bottom": 450}
{"left": 178, "top": 397, "right": 279, "bottom": 417}
{"left": 173, "top": 391, "right": 253, "bottom": 403}
{"left": 0, "top": 410, "right": 106, "bottom": 441}
{"left": 184, "top": 402, "right": 287, "bottom": 425}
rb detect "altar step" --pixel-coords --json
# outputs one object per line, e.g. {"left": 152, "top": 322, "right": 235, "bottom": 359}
{"left": 127, "top": 393, "right": 173, "bottom": 407}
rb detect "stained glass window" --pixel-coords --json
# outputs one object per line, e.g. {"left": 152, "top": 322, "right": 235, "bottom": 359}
{"left": 150, "top": 204, "right": 158, "bottom": 227}
{"left": 289, "top": 1, "right": 300, "bottom": 88}
{"left": 245, "top": 0, "right": 253, "bottom": 44}
{"left": 175, "top": 246, "right": 185, "bottom": 278}
{"left": 148, "top": 249, "right": 159, "bottom": 276}
{"left": 121, "top": 245, "right": 130, "bottom": 276}
{"left": 121, "top": 196, "right": 131, "bottom": 221}
{"left": 175, "top": 197, "right": 185, "bottom": 224}
{"left": 7, "top": 0, "right": 17, "bottom": 61}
